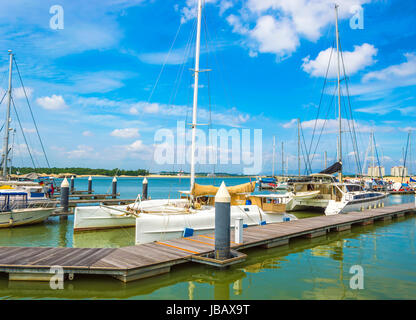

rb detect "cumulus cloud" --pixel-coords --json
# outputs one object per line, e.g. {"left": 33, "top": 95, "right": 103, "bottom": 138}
{"left": 362, "top": 53, "right": 416, "bottom": 82}
{"left": 302, "top": 43, "right": 378, "bottom": 77}
{"left": 222, "top": 0, "right": 373, "bottom": 60}
{"left": 36, "top": 95, "right": 68, "bottom": 110}
{"left": 110, "top": 128, "right": 140, "bottom": 138}
{"left": 250, "top": 16, "right": 299, "bottom": 60}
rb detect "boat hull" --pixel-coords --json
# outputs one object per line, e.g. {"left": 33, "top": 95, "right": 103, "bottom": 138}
{"left": 0, "top": 207, "right": 54, "bottom": 228}
{"left": 325, "top": 193, "right": 388, "bottom": 215}
{"left": 73, "top": 199, "right": 189, "bottom": 232}
{"left": 135, "top": 205, "right": 296, "bottom": 244}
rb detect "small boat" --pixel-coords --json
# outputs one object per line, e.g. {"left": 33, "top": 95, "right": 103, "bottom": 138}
{"left": 0, "top": 192, "right": 55, "bottom": 228}
{"left": 258, "top": 177, "right": 278, "bottom": 189}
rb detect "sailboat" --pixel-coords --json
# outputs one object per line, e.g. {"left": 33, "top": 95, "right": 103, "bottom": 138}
{"left": 0, "top": 50, "right": 55, "bottom": 227}
{"left": 285, "top": 5, "right": 387, "bottom": 216}
{"left": 74, "top": 0, "right": 297, "bottom": 236}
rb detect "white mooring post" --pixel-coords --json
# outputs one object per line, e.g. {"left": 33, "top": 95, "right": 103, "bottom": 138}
{"left": 235, "top": 217, "right": 244, "bottom": 244}
{"left": 215, "top": 181, "right": 231, "bottom": 260}
{"left": 88, "top": 176, "right": 92, "bottom": 194}
{"left": 142, "top": 177, "right": 148, "bottom": 200}
{"left": 60, "top": 178, "right": 69, "bottom": 213}
{"left": 112, "top": 176, "right": 117, "bottom": 199}
{"left": 70, "top": 175, "right": 75, "bottom": 192}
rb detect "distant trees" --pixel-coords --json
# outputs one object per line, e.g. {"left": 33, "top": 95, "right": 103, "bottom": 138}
{"left": 11, "top": 167, "right": 149, "bottom": 176}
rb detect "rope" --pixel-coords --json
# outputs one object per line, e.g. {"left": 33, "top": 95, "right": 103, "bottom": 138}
{"left": 10, "top": 96, "right": 37, "bottom": 169}
{"left": 146, "top": 21, "right": 183, "bottom": 104}
{"left": 13, "top": 57, "right": 51, "bottom": 168}
{"left": 308, "top": 41, "right": 335, "bottom": 159}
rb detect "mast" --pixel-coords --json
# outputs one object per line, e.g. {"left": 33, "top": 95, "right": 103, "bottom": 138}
{"left": 190, "top": 0, "right": 203, "bottom": 192}
{"left": 2, "top": 50, "right": 13, "bottom": 178}
{"left": 297, "top": 119, "right": 301, "bottom": 176}
{"left": 281, "top": 142, "right": 284, "bottom": 177}
{"left": 371, "top": 131, "right": 375, "bottom": 178}
{"left": 272, "top": 136, "right": 276, "bottom": 177}
{"left": 335, "top": 4, "right": 342, "bottom": 181}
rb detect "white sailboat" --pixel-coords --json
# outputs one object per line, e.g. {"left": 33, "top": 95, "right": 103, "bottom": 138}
{"left": 0, "top": 51, "right": 55, "bottom": 227}
{"left": 285, "top": 5, "right": 387, "bottom": 216}
{"left": 74, "top": 0, "right": 297, "bottom": 237}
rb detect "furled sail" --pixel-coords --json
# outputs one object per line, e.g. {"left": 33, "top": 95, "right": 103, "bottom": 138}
{"left": 191, "top": 181, "right": 256, "bottom": 197}
{"left": 319, "top": 162, "right": 342, "bottom": 175}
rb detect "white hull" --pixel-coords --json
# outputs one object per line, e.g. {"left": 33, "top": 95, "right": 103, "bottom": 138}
{"left": 73, "top": 199, "right": 189, "bottom": 231}
{"left": 325, "top": 193, "right": 388, "bottom": 215}
{"left": 135, "top": 205, "right": 296, "bottom": 244}
{"left": 0, "top": 207, "right": 54, "bottom": 228}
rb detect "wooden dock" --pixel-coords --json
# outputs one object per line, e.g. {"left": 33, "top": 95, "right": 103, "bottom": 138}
{"left": 0, "top": 202, "right": 414, "bottom": 283}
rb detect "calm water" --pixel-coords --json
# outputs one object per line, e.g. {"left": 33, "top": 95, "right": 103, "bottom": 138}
{"left": 0, "top": 177, "right": 415, "bottom": 299}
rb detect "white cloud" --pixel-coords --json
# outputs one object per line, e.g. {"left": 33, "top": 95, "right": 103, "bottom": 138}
{"left": 67, "top": 145, "right": 95, "bottom": 159}
{"left": 129, "top": 107, "right": 139, "bottom": 115}
{"left": 13, "top": 87, "right": 33, "bottom": 99}
{"left": 250, "top": 16, "right": 299, "bottom": 60}
{"left": 110, "top": 128, "right": 140, "bottom": 138}
{"left": 36, "top": 95, "right": 68, "bottom": 110}
{"left": 363, "top": 53, "right": 416, "bottom": 82}
{"left": 82, "top": 131, "right": 93, "bottom": 137}
{"left": 283, "top": 118, "right": 393, "bottom": 133}
{"left": 226, "top": 0, "right": 372, "bottom": 60}
{"left": 302, "top": 43, "right": 378, "bottom": 77}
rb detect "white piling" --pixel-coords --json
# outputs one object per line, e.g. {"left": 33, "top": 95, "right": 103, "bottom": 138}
{"left": 112, "top": 176, "right": 117, "bottom": 199}
{"left": 88, "top": 176, "right": 92, "bottom": 194}
{"left": 235, "top": 218, "right": 244, "bottom": 244}
{"left": 215, "top": 181, "right": 231, "bottom": 260}
{"left": 60, "top": 178, "right": 69, "bottom": 213}
{"left": 142, "top": 177, "right": 148, "bottom": 200}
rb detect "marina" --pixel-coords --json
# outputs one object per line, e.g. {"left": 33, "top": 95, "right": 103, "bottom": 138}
{"left": 0, "top": 201, "right": 413, "bottom": 283}
{"left": 0, "top": 0, "right": 415, "bottom": 305}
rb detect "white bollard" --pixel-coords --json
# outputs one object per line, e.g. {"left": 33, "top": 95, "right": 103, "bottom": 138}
{"left": 235, "top": 218, "right": 244, "bottom": 244}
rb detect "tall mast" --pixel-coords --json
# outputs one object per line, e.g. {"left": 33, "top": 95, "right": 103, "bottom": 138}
{"left": 2, "top": 50, "right": 13, "bottom": 178}
{"left": 272, "top": 136, "right": 276, "bottom": 177}
{"left": 371, "top": 131, "right": 375, "bottom": 178}
{"left": 281, "top": 142, "right": 284, "bottom": 177}
{"left": 190, "top": 0, "right": 203, "bottom": 192}
{"left": 297, "top": 119, "right": 301, "bottom": 176}
{"left": 335, "top": 4, "right": 342, "bottom": 181}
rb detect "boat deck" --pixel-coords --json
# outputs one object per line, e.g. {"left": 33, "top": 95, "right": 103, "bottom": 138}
{"left": 0, "top": 202, "right": 414, "bottom": 282}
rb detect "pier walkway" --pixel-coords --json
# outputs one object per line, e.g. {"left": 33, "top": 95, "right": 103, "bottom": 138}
{"left": 0, "top": 202, "right": 414, "bottom": 282}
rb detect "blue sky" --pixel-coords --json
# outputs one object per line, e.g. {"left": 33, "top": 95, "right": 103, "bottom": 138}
{"left": 0, "top": 0, "right": 415, "bottom": 175}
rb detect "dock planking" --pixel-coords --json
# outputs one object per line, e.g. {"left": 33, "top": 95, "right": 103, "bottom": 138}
{"left": 0, "top": 202, "right": 414, "bottom": 282}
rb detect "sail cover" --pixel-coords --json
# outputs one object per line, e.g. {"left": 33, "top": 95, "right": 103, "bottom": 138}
{"left": 319, "top": 162, "right": 342, "bottom": 175}
{"left": 191, "top": 181, "right": 256, "bottom": 197}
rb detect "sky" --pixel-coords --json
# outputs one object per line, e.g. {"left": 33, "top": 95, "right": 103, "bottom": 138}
{"left": 0, "top": 0, "right": 415, "bottom": 175}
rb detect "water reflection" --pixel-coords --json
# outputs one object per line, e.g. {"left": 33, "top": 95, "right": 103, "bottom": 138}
{"left": 0, "top": 194, "right": 415, "bottom": 300}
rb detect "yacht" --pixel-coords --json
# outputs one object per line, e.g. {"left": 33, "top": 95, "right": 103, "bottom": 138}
{"left": 285, "top": 173, "right": 387, "bottom": 215}
{"left": 74, "top": 0, "right": 297, "bottom": 237}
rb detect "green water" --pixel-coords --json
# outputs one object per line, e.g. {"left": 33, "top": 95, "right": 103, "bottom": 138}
{"left": 0, "top": 177, "right": 415, "bottom": 299}
{"left": 0, "top": 216, "right": 414, "bottom": 300}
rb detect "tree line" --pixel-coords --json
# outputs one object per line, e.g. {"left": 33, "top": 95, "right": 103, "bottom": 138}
{"left": 11, "top": 167, "right": 150, "bottom": 176}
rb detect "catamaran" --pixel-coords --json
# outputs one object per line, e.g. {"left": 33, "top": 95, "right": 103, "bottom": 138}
{"left": 74, "top": 0, "right": 297, "bottom": 237}
{"left": 285, "top": 5, "right": 387, "bottom": 216}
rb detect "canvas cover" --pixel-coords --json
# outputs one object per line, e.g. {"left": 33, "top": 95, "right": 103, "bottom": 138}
{"left": 191, "top": 181, "right": 256, "bottom": 197}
